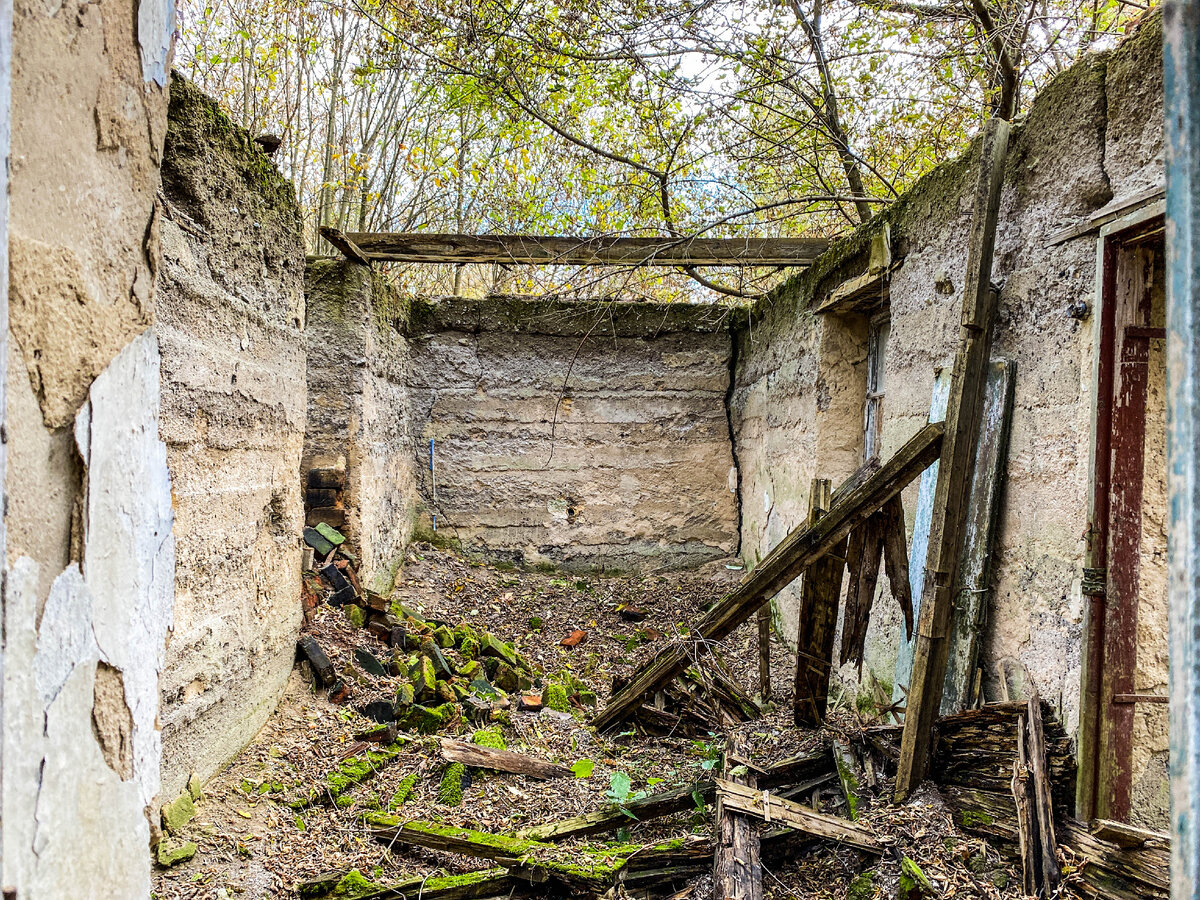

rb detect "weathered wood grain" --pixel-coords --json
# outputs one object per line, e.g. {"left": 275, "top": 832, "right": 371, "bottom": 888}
{"left": 439, "top": 738, "right": 571, "bottom": 779}
{"left": 714, "top": 780, "right": 883, "bottom": 854}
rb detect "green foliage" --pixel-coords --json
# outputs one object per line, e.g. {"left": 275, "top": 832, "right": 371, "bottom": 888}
{"left": 571, "top": 759, "right": 595, "bottom": 778}
{"left": 472, "top": 728, "right": 507, "bottom": 750}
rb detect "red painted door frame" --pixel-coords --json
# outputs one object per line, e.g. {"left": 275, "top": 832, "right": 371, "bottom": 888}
{"left": 1080, "top": 216, "right": 1163, "bottom": 823}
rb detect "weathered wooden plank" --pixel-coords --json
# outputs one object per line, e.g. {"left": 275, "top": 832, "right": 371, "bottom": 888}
{"left": 756, "top": 606, "right": 772, "bottom": 702}
{"left": 440, "top": 738, "right": 571, "bottom": 780}
{"left": 1026, "top": 695, "right": 1062, "bottom": 893}
{"left": 593, "top": 422, "right": 944, "bottom": 732}
{"left": 793, "top": 478, "right": 844, "bottom": 727}
{"left": 714, "top": 780, "right": 883, "bottom": 854}
{"left": 333, "top": 232, "right": 831, "bottom": 266}
{"left": 296, "top": 868, "right": 514, "bottom": 900}
{"left": 520, "top": 780, "right": 715, "bottom": 841}
{"left": 839, "top": 514, "right": 885, "bottom": 669}
{"left": 714, "top": 735, "right": 762, "bottom": 900}
{"left": 941, "top": 359, "right": 1015, "bottom": 714}
{"left": 319, "top": 227, "right": 371, "bottom": 265}
{"left": 1090, "top": 818, "right": 1167, "bottom": 850}
{"left": 1058, "top": 818, "right": 1169, "bottom": 899}
{"left": 893, "top": 369, "right": 951, "bottom": 706}
{"left": 897, "top": 118, "right": 1011, "bottom": 800}
{"left": 880, "top": 494, "right": 913, "bottom": 640}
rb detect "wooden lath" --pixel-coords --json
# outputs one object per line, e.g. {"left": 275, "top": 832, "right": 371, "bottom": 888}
{"left": 320, "top": 226, "right": 830, "bottom": 267}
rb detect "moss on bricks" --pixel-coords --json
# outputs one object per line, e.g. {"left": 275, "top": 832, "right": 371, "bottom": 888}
{"left": 472, "top": 727, "right": 506, "bottom": 750}
{"left": 389, "top": 772, "right": 418, "bottom": 809}
{"left": 156, "top": 838, "right": 197, "bottom": 867}
{"left": 438, "top": 762, "right": 466, "bottom": 806}
{"left": 161, "top": 793, "right": 197, "bottom": 834}
{"left": 546, "top": 682, "right": 570, "bottom": 713}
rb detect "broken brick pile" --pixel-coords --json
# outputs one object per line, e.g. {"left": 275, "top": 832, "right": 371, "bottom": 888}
{"left": 298, "top": 525, "right": 596, "bottom": 742}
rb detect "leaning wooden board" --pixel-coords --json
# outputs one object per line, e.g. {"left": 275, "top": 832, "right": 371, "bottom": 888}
{"left": 941, "top": 358, "right": 1015, "bottom": 714}
{"left": 593, "top": 422, "right": 945, "bottom": 731}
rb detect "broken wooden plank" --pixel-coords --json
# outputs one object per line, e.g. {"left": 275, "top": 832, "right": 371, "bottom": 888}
{"left": 1012, "top": 712, "right": 1038, "bottom": 896}
{"left": 1058, "top": 818, "right": 1169, "bottom": 900}
{"left": 713, "top": 735, "right": 762, "bottom": 900}
{"left": 897, "top": 117, "right": 1011, "bottom": 801}
{"left": 880, "top": 494, "right": 914, "bottom": 640}
{"left": 330, "top": 233, "right": 831, "bottom": 266}
{"left": 793, "top": 478, "right": 844, "bottom": 727}
{"left": 318, "top": 226, "right": 371, "bottom": 265}
{"left": 714, "top": 779, "right": 883, "bottom": 854}
{"left": 756, "top": 606, "right": 772, "bottom": 703}
{"left": 1089, "top": 819, "right": 1167, "bottom": 849}
{"left": 941, "top": 358, "right": 1015, "bottom": 715}
{"left": 839, "top": 514, "right": 885, "bottom": 669}
{"left": 296, "top": 867, "right": 514, "bottom": 900}
{"left": 520, "top": 780, "right": 716, "bottom": 842}
{"left": 593, "top": 422, "right": 944, "bottom": 732}
{"left": 439, "top": 738, "right": 571, "bottom": 780}
{"left": 832, "top": 740, "right": 864, "bottom": 821}
{"left": 1026, "top": 695, "right": 1062, "bottom": 893}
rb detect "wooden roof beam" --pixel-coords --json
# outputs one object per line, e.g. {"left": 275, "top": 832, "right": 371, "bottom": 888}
{"left": 319, "top": 229, "right": 830, "bottom": 267}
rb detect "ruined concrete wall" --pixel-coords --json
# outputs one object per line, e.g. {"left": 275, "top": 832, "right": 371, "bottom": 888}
{"left": 304, "top": 260, "right": 419, "bottom": 593}
{"left": 407, "top": 298, "right": 740, "bottom": 572}
{"left": 732, "top": 16, "right": 1164, "bottom": 742}
{"left": 156, "top": 75, "right": 307, "bottom": 799}
{"left": 3, "top": 0, "right": 176, "bottom": 895}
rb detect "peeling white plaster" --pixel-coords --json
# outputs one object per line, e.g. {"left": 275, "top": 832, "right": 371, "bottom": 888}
{"left": 136, "top": 0, "right": 175, "bottom": 87}
{"left": 2, "top": 332, "right": 175, "bottom": 898}
{"left": 77, "top": 329, "right": 175, "bottom": 808}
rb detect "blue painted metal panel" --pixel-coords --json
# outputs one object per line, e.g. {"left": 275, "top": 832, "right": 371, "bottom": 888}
{"left": 1165, "top": 1, "right": 1200, "bottom": 895}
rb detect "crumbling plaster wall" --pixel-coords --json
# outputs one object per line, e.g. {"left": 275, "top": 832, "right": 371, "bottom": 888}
{"left": 3, "top": 1, "right": 176, "bottom": 896}
{"left": 156, "top": 74, "right": 307, "bottom": 799}
{"left": 732, "top": 15, "right": 1164, "bottom": 739}
{"left": 304, "top": 260, "right": 419, "bottom": 594}
{"left": 407, "top": 297, "right": 740, "bottom": 572}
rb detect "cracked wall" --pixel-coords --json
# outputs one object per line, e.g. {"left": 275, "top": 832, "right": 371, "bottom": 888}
{"left": 732, "top": 14, "right": 1164, "bottom": 765}
{"left": 156, "top": 74, "right": 307, "bottom": 800}
{"left": 3, "top": 2, "right": 176, "bottom": 896}
{"left": 406, "top": 297, "right": 740, "bottom": 572}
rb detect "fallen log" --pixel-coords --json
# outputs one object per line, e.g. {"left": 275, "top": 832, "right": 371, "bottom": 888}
{"left": 439, "top": 738, "right": 571, "bottom": 780}
{"left": 713, "top": 735, "right": 762, "bottom": 900}
{"left": 714, "top": 779, "right": 883, "bottom": 854}
{"left": 593, "top": 422, "right": 945, "bottom": 731}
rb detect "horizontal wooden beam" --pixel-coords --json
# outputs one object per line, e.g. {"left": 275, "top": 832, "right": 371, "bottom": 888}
{"left": 591, "top": 421, "right": 945, "bottom": 732}
{"left": 324, "top": 230, "right": 831, "bottom": 266}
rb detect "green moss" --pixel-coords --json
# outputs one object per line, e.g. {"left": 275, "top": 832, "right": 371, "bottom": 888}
{"left": 438, "top": 762, "right": 466, "bottom": 806}
{"left": 546, "top": 682, "right": 570, "bottom": 713}
{"left": 472, "top": 728, "right": 506, "bottom": 750}
{"left": 899, "top": 857, "right": 936, "bottom": 899}
{"left": 848, "top": 870, "right": 876, "bottom": 900}
{"left": 433, "top": 625, "right": 456, "bottom": 648}
{"left": 960, "top": 809, "right": 995, "bottom": 828}
{"left": 411, "top": 522, "right": 461, "bottom": 551}
{"left": 528, "top": 616, "right": 543, "bottom": 632}
{"left": 328, "top": 869, "right": 386, "bottom": 899}
{"left": 345, "top": 605, "right": 366, "bottom": 629}
{"left": 389, "top": 772, "right": 419, "bottom": 809}
{"left": 156, "top": 838, "right": 198, "bottom": 867}
{"left": 399, "top": 703, "right": 448, "bottom": 735}
{"left": 834, "top": 751, "right": 861, "bottom": 821}
{"left": 160, "top": 793, "right": 197, "bottom": 834}
{"left": 293, "top": 741, "right": 406, "bottom": 809}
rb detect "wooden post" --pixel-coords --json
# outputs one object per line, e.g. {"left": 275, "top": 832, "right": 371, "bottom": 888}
{"left": 896, "top": 118, "right": 1010, "bottom": 801}
{"left": 713, "top": 735, "right": 763, "bottom": 900}
{"left": 793, "top": 478, "right": 844, "bottom": 726}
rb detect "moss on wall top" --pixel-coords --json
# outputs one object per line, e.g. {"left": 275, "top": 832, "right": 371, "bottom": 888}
{"left": 406, "top": 294, "right": 735, "bottom": 338}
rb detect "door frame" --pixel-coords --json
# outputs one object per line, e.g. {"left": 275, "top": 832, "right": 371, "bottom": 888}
{"left": 1077, "top": 200, "right": 1166, "bottom": 821}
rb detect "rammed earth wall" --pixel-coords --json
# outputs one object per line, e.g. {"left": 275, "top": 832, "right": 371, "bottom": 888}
{"left": 156, "top": 75, "right": 308, "bottom": 799}
{"left": 405, "top": 297, "right": 741, "bottom": 572}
